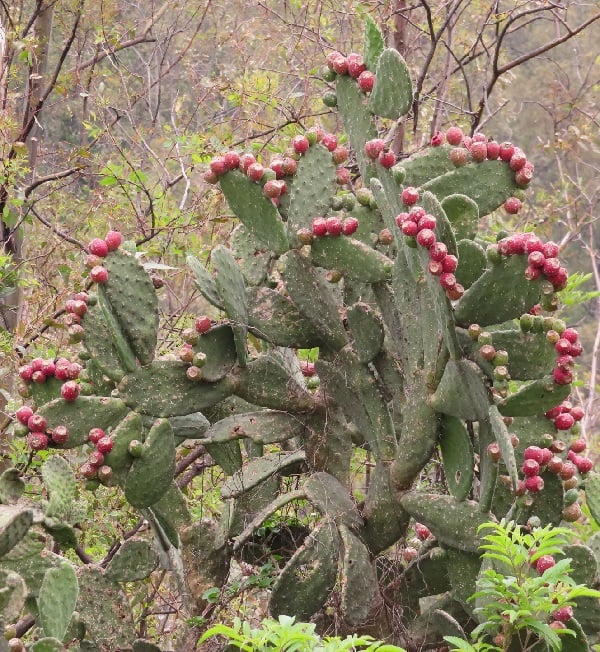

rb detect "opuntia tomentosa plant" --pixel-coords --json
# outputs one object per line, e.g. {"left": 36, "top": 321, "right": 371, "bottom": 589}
{"left": 4, "top": 16, "right": 600, "bottom": 651}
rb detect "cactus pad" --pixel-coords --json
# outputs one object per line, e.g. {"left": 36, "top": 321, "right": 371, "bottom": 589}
{"left": 124, "top": 419, "right": 175, "bottom": 508}
{"left": 368, "top": 48, "right": 413, "bottom": 119}
{"left": 38, "top": 561, "right": 78, "bottom": 642}
{"left": 219, "top": 170, "right": 289, "bottom": 254}
{"left": 439, "top": 415, "right": 474, "bottom": 501}
{"left": 269, "top": 518, "right": 340, "bottom": 620}
{"left": 105, "top": 538, "right": 159, "bottom": 582}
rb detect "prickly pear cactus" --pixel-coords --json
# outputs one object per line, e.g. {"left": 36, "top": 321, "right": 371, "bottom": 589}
{"left": 5, "top": 19, "right": 600, "bottom": 652}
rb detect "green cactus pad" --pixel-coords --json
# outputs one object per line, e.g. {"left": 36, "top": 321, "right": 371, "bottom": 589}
{"left": 29, "top": 377, "right": 62, "bottom": 408}
{"left": 230, "top": 223, "right": 271, "bottom": 286}
{"left": 0, "top": 505, "right": 34, "bottom": 557}
{"left": 105, "top": 538, "right": 159, "bottom": 582}
{"left": 124, "top": 419, "right": 175, "bottom": 508}
{"left": 269, "top": 518, "right": 340, "bottom": 620}
{"left": 445, "top": 548, "right": 481, "bottom": 615}
{"left": 454, "top": 254, "right": 541, "bottom": 327}
{"left": 347, "top": 204, "right": 386, "bottom": 246}
{"left": 362, "top": 464, "right": 410, "bottom": 554}
{"left": 191, "top": 323, "right": 237, "bottom": 382}
{"left": 0, "top": 568, "right": 26, "bottom": 621}
{"left": 401, "top": 146, "right": 456, "bottom": 189}
{"left": 38, "top": 561, "right": 78, "bottom": 642}
{"left": 584, "top": 473, "right": 600, "bottom": 526}
{"left": 455, "top": 239, "right": 487, "bottom": 289}
{"left": 133, "top": 642, "right": 163, "bottom": 652}
{"left": 363, "top": 14, "right": 385, "bottom": 71}
{"left": 477, "top": 421, "right": 502, "bottom": 514}
{"left": 317, "top": 350, "right": 396, "bottom": 461}
{"left": 430, "top": 359, "right": 490, "bottom": 421}
{"left": 310, "top": 236, "right": 392, "bottom": 283}
{"left": 246, "top": 286, "right": 323, "bottom": 348}
{"left": 169, "top": 411, "right": 210, "bottom": 443}
{"left": 0, "top": 533, "right": 63, "bottom": 598}
{"left": 422, "top": 159, "right": 519, "bottom": 217}
{"left": 304, "top": 472, "right": 363, "bottom": 530}
{"left": 41, "top": 456, "right": 76, "bottom": 521}
{"left": 497, "top": 376, "right": 570, "bottom": 417}
{"left": 400, "top": 493, "right": 495, "bottom": 553}
{"left": 205, "top": 440, "right": 242, "bottom": 475}
{"left": 212, "top": 245, "right": 248, "bottom": 366}
{"left": 221, "top": 450, "right": 305, "bottom": 499}
{"left": 42, "top": 518, "right": 77, "bottom": 549}
{"left": 102, "top": 410, "right": 143, "bottom": 483}
{"left": 76, "top": 565, "right": 136, "bottom": 650}
{"left": 336, "top": 76, "right": 378, "bottom": 181}
{"left": 487, "top": 329, "right": 555, "bottom": 380}
{"left": 441, "top": 194, "right": 480, "bottom": 241}
{"left": 36, "top": 396, "right": 129, "bottom": 448}
{"left": 117, "top": 360, "right": 232, "bottom": 417}
{"left": 219, "top": 170, "right": 289, "bottom": 255}
{"left": 558, "top": 544, "right": 597, "bottom": 586}
{"left": 145, "top": 482, "right": 191, "bottom": 548}
{"left": 187, "top": 254, "right": 224, "bottom": 310}
{"left": 204, "top": 410, "right": 308, "bottom": 445}
{"left": 422, "top": 191, "right": 458, "bottom": 259}
{"left": 82, "top": 301, "right": 125, "bottom": 382}
{"left": 233, "top": 355, "right": 314, "bottom": 413}
{"left": 0, "top": 468, "right": 25, "bottom": 504}
{"left": 489, "top": 405, "right": 519, "bottom": 491}
{"left": 278, "top": 249, "right": 346, "bottom": 351}
{"left": 29, "top": 639, "right": 64, "bottom": 652}
{"left": 561, "top": 617, "right": 590, "bottom": 652}
{"left": 285, "top": 143, "right": 337, "bottom": 238}
{"left": 368, "top": 48, "right": 413, "bottom": 119}
{"left": 439, "top": 415, "right": 474, "bottom": 502}
{"left": 102, "top": 250, "right": 158, "bottom": 366}
{"left": 346, "top": 302, "right": 384, "bottom": 363}
{"left": 339, "top": 523, "right": 381, "bottom": 626}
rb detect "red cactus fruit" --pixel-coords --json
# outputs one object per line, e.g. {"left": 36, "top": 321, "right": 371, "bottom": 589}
{"left": 15, "top": 406, "right": 34, "bottom": 425}
{"left": 535, "top": 555, "right": 555, "bottom": 574}
{"left": 90, "top": 265, "right": 108, "bottom": 284}
{"left": 311, "top": 217, "right": 328, "bottom": 237}
{"left": 365, "top": 138, "right": 385, "bottom": 160}
{"left": 524, "top": 475, "right": 544, "bottom": 492}
{"left": 445, "top": 127, "right": 464, "bottom": 146}
{"left": 51, "top": 425, "right": 69, "bottom": 444}
{"left": 88, "top": 238, "right": 109, "bottom": 257}
{"left": 357, "top": 70, "right": 375, "bottom": 93}
{"left": 27, "top": 432, "right": 49, "bottom": 451}
{"left": 61, "top": 381, "right": 80, "bottom": 402}
{"left": 401, "top": 187, "right": 420, "bottom": 206}
{"left": 96, "top": 436, "right": 114, "bottom": 455}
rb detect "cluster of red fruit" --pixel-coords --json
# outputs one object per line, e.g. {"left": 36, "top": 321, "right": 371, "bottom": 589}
{"left": 433, "top": 126, "right": 532, "bottom": 213}
{"left": 178, "top": 316, "right": 212, "bottom": 381}
{"left": 493, "top": 233, "right": 568, "bottom": 293}
{"left": 325, "top": 50, "right": 375, "bottom": 94}
{"left": 396, "top": 187, "right": 463, "bottom": 300}
{"left": 364, "top": 138, "right": 396, "bottom": 169}
{"left": 545, "top": 399, "right": 586, "bottom": 436}
{"left": 518, "top": 314, "right": 582, "bottom": 387}
{"left": 14, "top": 407, "right": 68, "bottom": 450}
{"left": 310, "top": 215, "right": 359, "bottom": 238}
{"left": 79, "top": 427, "right": 114, "bottom": 482}
{"left": 205, "top": 129, "right": 351, "bottom": 201}
{"left": 63, "top": 290, "right": 90, "bottom": 343}
{"left": 86, "top": 230, "right": 123, "bottom": 284}
{"left": 18, "top": 356, "right": 82, "bottom": 403}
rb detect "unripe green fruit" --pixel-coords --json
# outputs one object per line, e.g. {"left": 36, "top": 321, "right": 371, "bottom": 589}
{"left": 331, "top": 195, "right": 345, "bottom": 211}
{"left": 520, "top": 313, "right": 534, "bottom": 332}
{"left": 356, "top": 188, "right": 373, "bottom": 206}
{"left": 322, "top": 91, "right": 338, "bottom": 107}
{"left": 182, "top": 327, "right": 199, "bottom": 345}
{"left": 564, "top": 487, "right": 580, "bottom": 506}
{"left": 391, "top": 165, "right": 406, "bottom": 184}
{"left": 128, "top": 439, "right": 144, "bottom": 458}
{"left": 321, "top": 65, "right": 337, "bottom": 82}
{"left": 193, "top": 351, "right": 207, "bottom": 368}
